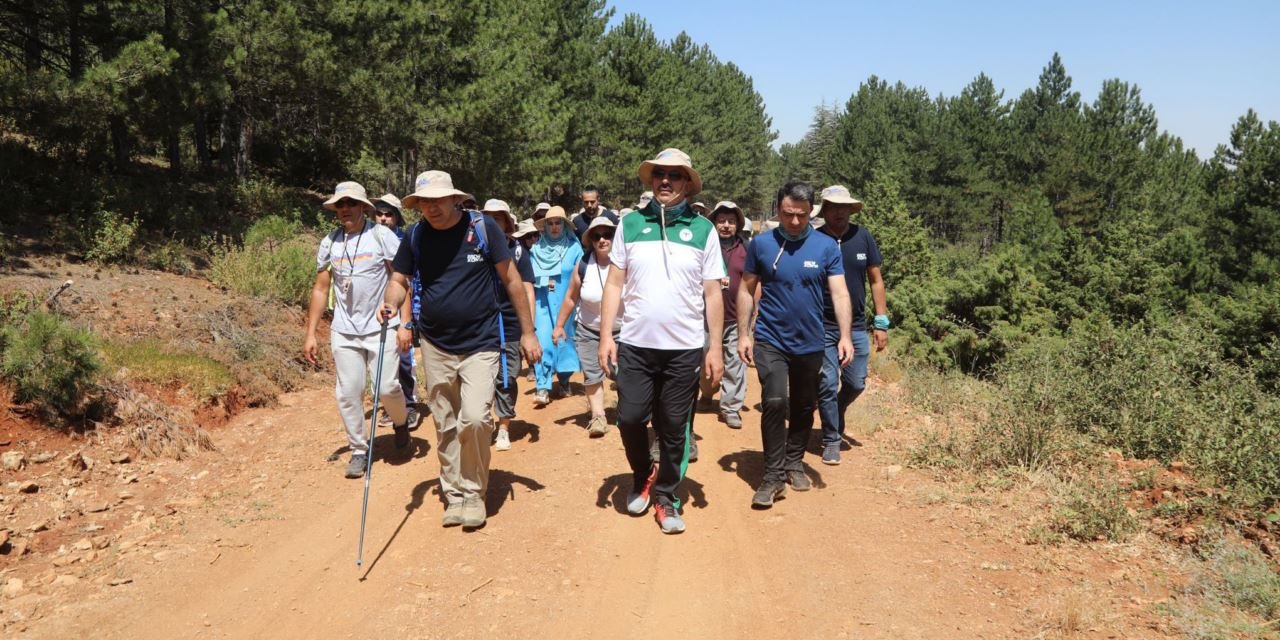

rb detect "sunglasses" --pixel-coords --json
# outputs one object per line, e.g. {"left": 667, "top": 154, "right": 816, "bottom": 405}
{"left": 335, "top": 198, "right": 362, "bottom": 209}
{"left": 592, "top": 231, "right": 615, "bottom": 241}
{"left": 650, "top": 169, "right": 686, "bottom": 182}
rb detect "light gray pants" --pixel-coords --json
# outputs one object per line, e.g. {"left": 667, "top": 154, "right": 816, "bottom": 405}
{"left": 422, "top": 340, "right": 499, "bottom": 505}
{"left": 701, "top": 324, "right": 747, "bottom": 415}
{"left": 331, "top": 330, "right": 408, "bottom": 456}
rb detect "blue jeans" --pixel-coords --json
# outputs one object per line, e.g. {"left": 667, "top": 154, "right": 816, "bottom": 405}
{"left": 818, "top": 329, "right": 870, "bottom": 446}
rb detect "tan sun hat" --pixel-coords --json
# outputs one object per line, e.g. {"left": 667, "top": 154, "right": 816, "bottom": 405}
{"left": 634, "top": 192, "right": 653, "bottom": 209}
{"left": 534, "top": 205, "right": 570, "bottom": 232}
{"left": 512, "top": 219, "right": 539, "bottom": 239}
{"left": 638, "top": 148, "right": 703, "bottom": 196}
{"left": 710, "top": 200, "right": 745, "bottom": 232}
{"left": 692, "top": 201, "right": 709, "bottom": 215}
{"left": 813, "top": 185, "right": 865, "bottom": 219}
{"left": 401, "top": 170, "right": 469, "bottom": 209}
{"left": 324, "top": 181, "right": 376, "bottom": 211}
{"left": 482, "top": 198, "right": 516, "bottom": 233}
{"left": 580, "top": 215, "right": 617, "bottom": 249}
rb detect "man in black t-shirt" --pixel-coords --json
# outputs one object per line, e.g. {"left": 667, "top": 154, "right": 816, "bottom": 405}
{"left": 570, "top": 185, "right": 618, "bottom": 239}
{"left": 384, "top": 171, "right": 541, "bottom": 530}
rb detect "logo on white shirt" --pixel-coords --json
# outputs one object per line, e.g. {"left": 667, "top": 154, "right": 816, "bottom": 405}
{"left": 642, "top": 228, "right": 653, "bottom": 234}
{"left": 803, "top": 260, "right": 819, "bottom": 268}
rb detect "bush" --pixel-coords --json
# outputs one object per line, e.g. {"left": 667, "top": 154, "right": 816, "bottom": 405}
{"left": 85, "top": 210, "right": 140, "bottom": 265}
{"left": 102, "top": 339, "right": 234, "bottom": 402}
{"left": 145, "top": 238, "right": 196, "bottom": 275}
{"left": 0, "top": 310, "right": 100, "bottom": 420}
{"left": 209, "top": 216, "right": 319, "bottom": 307}
{"left": 1047, "top": 478, "right": 1138, "bottom": 542}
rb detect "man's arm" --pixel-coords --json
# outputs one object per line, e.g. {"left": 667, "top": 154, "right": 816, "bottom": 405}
{"left": 828, "top": 274, "right": 854, "bottom": 366}
{"left": 303, "top": 269, "right": 331, "bottom": 365}
{"left": 597, "top": 265, "right": 625, "bottom": 373}
{"left": 736, "top": 272, "right": 759, "bottom": 366}
{"left": 868, "top": 265, "right": 888, "bottom": 352}
{"left": 702, "top": 280, "right": 724, "bottom": 384}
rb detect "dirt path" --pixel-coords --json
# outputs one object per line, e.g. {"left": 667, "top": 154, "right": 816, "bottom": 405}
{"left": 22, "top": 376, "right": 1178, "bottom": 639}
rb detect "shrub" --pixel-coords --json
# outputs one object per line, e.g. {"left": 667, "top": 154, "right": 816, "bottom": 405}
{"left": 209, "top": 217, "right": 319, "bottom": 307}
{"left": 1048, "top": 478, "right": 1138, "bottom": 542}
{"left": 102, "top": 339, "right": 234, "bottom": 402}
{"left": 0, "top": 310, "right": 100, "bottom": 420}
{"left": 145, "top": 238, "right": 195, "bottom": 275}
{"left": 85, "top": 210, "right": 140, "bottom": 265}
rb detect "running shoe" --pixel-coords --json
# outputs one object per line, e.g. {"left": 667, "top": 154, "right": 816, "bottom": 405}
{"left": 534, "top": 389, "right": 550, "bottom": 407}
{"left": 751, "top": 479, "right": 786, "bottom": 508}
{"left": 654, "top": 501, "right": 685, "bottom": 534}
{"left": 442, "top": 502, "right": 463, "bottom": 527}
{"left": 723, "top": 411, "right": 743, "bottom": 429}
{"left": 625, "top": 465, "right": 657, "bottom": 515}
{"left": 461, "top": 496, "right": 486, "bottom": 528}
{"left": 821, "top": 443, "right": 841, "bottom": 465}
{"left": 494, "top": 429, "right": 511, "bottom": 451}
{"left": 786, "top": 469, "right": 812, "bottom": 491}
{"left": 345, "top": 454, "right": 367, "bottom": 479}
{"left": 586, "top": 415, "right": 608, "bottom": 437}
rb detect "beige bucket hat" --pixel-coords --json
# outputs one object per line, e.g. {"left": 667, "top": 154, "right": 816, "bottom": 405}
{"left": 324, "top": 181, "right": 376, "bottom": 211}
{"left": 534, "top": 205, "right": 570, "bottom": 232}
{"left": 710, "top": 200, "right": 746, "bottom": 232}
{"left": 634, "top": 192, "right": 653, "bottom": 209}
{"left": 692, "top": 201, "right": 709, "bottom": 215}
{"left": 482, "top": 198, "right": 516, "bottom": 233}
{"left": 638, "top": 148, "right": 703, "bottom": 196}
{"left": 401, "top": 170, "right": 470, "bottom": 209}
{"left": 531, "top": 202, "right": 551, "bottom": 220}
{"left": 512, "top": 219, "right": 539, "bottom": 239}
{"left": 580, "top": 215, "right": 617, "bottom": 249}
{"left": 812, "top": 185, "right": 865, "bottom": 219}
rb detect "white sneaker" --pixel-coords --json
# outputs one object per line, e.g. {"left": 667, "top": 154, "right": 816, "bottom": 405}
{"left": 495, "top": 430, "right": 511, "bottom": 451}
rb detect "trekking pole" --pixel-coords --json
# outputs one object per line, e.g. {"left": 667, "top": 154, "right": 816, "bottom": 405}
{"left": 356, "top": 315, "right": 390, "bottom": 567}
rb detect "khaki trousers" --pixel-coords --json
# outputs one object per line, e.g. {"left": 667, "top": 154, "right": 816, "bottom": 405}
{"left": 421, "top": 340, "right": 499, "bottom": 504}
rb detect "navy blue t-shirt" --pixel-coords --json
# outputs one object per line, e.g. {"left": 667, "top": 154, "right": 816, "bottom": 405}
{"left": 822, "top": 225, "right": 882, "bottom": 333}
{"left": 745, "top": 229, "right": 844, "bottom": 355}
{"left": 495, "top": 240, "right": 535, "bottom": 342}
{"left": 571, "top": 209, "right": 619, "bottom": 239}
{"left": 392, "top": 213, "right": 512, "bottom": 354}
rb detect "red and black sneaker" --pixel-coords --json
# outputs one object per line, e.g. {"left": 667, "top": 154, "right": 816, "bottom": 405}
{"left": 625, "top": 465, "right": 657, "bottom": 515}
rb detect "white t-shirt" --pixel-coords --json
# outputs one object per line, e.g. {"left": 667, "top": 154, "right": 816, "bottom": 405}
{"left": 578, "top": 254, "right": 621, "bottom": 333}
{"left": 316, "top": 223, "right": 401, "bottom": 336}
{"left": 609, "top": 207, "right": 725, "bottom": 350}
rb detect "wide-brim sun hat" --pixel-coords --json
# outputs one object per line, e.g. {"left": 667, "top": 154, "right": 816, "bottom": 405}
{"left": 692, "top": 201, "right": 709, "bottom": 215}
{"left": 401, "top": 170, "right": 470, "bottom": 209}
{"left": 372, "top": 193, "right": 404, "bottom": 224}
{"left": 534, "top": 205, "right": 570, "bottom": 232}
{"left": 581, "top": 215, "right": 617, "bottom": 249}
{"left": 512, "top": 219, "right": 538, "bottom": 239}
{"left": 812, "top": 184, "right": 865, "bottom": 219}
{"left": 638, "top": 148, "right": 703, "bottom": 196}
{"left": 710, "top": 200, "right": 745, "bottom": 232}
{"left": 634, "top": 192, "right": 653, "bottom": 208}
{"left": 324, "top": 181, "right": 376, "bottom": 211}
{"left": 482, "top": 198, "right": 517, "bottom": 232}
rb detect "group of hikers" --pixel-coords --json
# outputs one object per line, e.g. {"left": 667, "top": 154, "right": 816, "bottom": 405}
{"left": 302, "top": 148, "right": 889, "bottom": 534}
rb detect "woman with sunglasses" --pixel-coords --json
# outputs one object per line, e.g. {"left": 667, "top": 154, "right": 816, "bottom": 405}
{"left": 552, "top": 216, "right": 621, "bottom": 437}
{"left": 530, "top": 206, "right": 584, "bottom": 406}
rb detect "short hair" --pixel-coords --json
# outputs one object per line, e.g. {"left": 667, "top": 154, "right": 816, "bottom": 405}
{"left": 774, "top": 181, "right": 815, "bottom": 211}
{"left": 581, "top": 185, "right": 600, "bottom": 196}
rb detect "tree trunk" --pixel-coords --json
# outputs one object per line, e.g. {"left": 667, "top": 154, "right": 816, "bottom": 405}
{"left": 110, "top": 115, "right": 130, "bottom": 170}
{"left": 236, "top": 112, "right": 252, "bottom": 179}
{"left": 218, "top": 108, "right": 235, "bottom": 172}
{"left": 194, "top": 111, "right": 211, "bottom": 173}
{"left": 22, "top": 0, "right": 42, "bottom": 72}
{"left": 67, "top": 0, "right": 84, "bottom": 79}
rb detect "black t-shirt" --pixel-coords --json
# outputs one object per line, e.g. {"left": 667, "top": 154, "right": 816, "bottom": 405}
{"left": 571, "top": 209, "right": 619, "bottom": 239}
{"left": 392, "top": 213, "right": 512, "bottom": 354}
{"left": 495, "top": 240, "right": 535, "bottom": 341}
{"left": 822, "top": 225, "right": 882, "bottom": 332}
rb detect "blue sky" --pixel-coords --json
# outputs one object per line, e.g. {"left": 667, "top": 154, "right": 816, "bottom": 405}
{"left": 606, "top": 1, "right": 1280, "bottom": 158}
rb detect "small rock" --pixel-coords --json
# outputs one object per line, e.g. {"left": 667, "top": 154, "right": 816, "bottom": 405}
{"left": 107, "top": 577, "right": 132, "bottom": 587}
{"left": 0, "top": 529, "right": 9, "bottom": 548}
{"left": 52, "top": 555, "right": 76, "bottom": 568}
{"left": 3, "top": 578, "right": 24, "bottom": 598}
{"left": 119, "top": 491, "right": 135, "bottom": 501}
{"left": 27, "top": 519, "right": 49, "bottom": 532}
{"left": 109, "top": 453, "right": 131, "bottom": 465}
{"left": 52, "top": 575, "right": 79, "bottom": 587}
{"left": 81, "top": 524, "right": 105, "bottom": 533}
{"left": 152, "top": 550, "right": 177, "bottom": 562}
{"left": 85, "top": 503, "right": 110, "bottom": 513}
{"left": 72, "top": 538, "right": 93, "bottom": 551}
{"left": 30, "top": 452, "right": 56, "bottom": 464}
{"left": 17, "top": 481, "right": 38, "bottom": 494}
{"left": 884, "top": 465, "right": 904, "bottom": 478}
{"left": 1, "top": 451, "right": 24, "bottom": 471}
{"left": 120, "top": 474, "right": 139, "bottom": 484}
{"left": 91, "top": 535, "right": 112, "bottom": 550}
{"left": 63, "top": 451, "right": 88, "bottom": 473}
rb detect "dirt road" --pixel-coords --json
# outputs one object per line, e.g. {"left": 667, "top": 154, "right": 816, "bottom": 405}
{"left": 24, "top": 377, "right": 1176, "bottom": 639}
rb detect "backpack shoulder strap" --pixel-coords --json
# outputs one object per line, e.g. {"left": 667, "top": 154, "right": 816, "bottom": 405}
{"left": 467, "top": 210, "right": 494, "bottom": 262}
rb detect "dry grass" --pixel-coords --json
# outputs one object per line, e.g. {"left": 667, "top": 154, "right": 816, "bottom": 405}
{"left": 104, "top": 383, "right": 215, "bottom": 460}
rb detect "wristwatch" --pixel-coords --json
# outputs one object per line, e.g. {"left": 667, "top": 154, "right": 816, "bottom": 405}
{"left": 401, "top": 321, "right": 415, "bottom": 331}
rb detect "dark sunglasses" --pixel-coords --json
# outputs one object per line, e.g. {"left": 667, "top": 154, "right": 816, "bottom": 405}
{"left": 592, "top": 231, "right": 615, "bottom": 241}
{"left": 651, "top": 169, "right": 686, "bottom": 182}
{"left": 335, "top": 198, "right": 362, "bottom": 209}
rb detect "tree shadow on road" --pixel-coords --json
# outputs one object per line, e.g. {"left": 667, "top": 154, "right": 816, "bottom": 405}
{"left": 360, "top": 478, "right": 438, "bottom": 581}
{"left": 485, "top": 469, "right": 545, "bottom": 519}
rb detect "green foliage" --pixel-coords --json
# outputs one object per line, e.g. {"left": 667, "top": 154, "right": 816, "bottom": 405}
{"left": 0, "top": 310, "right": 100, "bottom": 421}
{"left": 85, "top": 210, "right": 140, "bottom": 265}
{"left": 102, "top": 339, "right": 234, "bottom": 402}
{"left": 209, "top": 217, "right": 318, "bottom": 307}
{"left": 1047, "top": 479, "right": 1138, "bottom": 542}
{"left": 145, "top": 239, "right": 196, "bottom": 275}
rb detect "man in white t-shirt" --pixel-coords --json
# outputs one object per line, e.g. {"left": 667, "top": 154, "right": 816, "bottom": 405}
{"left": 303, "top": 181, "right": 413, "bottom": 479}
{"left": 599, "top": 148, "right": 726, "bottom": 535}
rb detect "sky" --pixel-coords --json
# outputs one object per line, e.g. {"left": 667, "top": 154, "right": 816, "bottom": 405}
{"left": 605, "top": 0, "right": 1280, "bottom": 159}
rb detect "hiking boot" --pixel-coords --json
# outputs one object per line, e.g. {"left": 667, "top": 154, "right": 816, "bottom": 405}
{"left": 393, "top": 422, "right": 410, "bottom": 449}
{"left": 494, "top": 429, "right": 511, "bottom": 451}
{"left": 688, "top": 437, "right": 699, "bottom": 463}
{"left": 586, "top": 415, "right": 608, "bottom": 438}
{"left": 442, "top": 502, "right": 463, "bottom": 527}
{"left": 626, "top": 466, "right": 657, "bottom": 515}
{"left": 461, "top": 497, "right": 486, "bottom": 528}
{"left": 534, "top": 389, "right": 550, "bottom": 407}
{"left": 751, "top": 479, "right": 786, "bottom": 509}
{"left": 723, "top": 411, "right": 743, "bottom": 429}
{"left": 344, "top": 454, "right": 368, "bottom": 479}
{"left": 787, "top": 469, "right": 812, "bottom": 492}
{"left": 654, "top": 501, "right": 685, "bottom": 534}
{"left": 821, "top": 443, "right": 841, "bottom": 465}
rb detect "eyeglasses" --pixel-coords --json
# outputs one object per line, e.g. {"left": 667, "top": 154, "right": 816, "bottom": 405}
{"left": 650, "top": 169, "right": 686, "bottom": 182}
{"left": 592, "top": 231, "right": 614, "bottom": 241}
{"left": 335, "top": 198, "right": 362, "bottom": 209}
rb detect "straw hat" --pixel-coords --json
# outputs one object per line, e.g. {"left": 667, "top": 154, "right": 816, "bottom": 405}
{"left": 512, "top": 219, "right": 539, "bottom": 239}
{"left": 710, "top": 200, "right": 745, "bottom": 232}
{"left": 580, "top": 215, "right": 617, "bottom": 250}
{"left": 638, "top": 148, "right": 702, "bottom": 196}
{"left": 534, "top": 205, "right": 570, "bottom": 232}
{"left": 482, "top": 198, "right": 516, "bottom": 233}
{"left": 401, "top": 170, "right": 470, "bottom": 209}
{"left": 812, "top": 185, "right": 865, "bottom": 219}
{"left": 323, "top": 181, "right": 375, "bottom": 211}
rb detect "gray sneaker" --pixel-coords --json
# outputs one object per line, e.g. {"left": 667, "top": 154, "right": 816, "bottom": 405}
{"left": 688, "top": 437, "right": 699, "bottom": 463}
{"left": 787, "top": 469, "right": 812, "bottom": 492}
{"left": 461, "top": 497, "right": 486, "bottom": 528}
{"left": 344, "top": 454, "right": 367, "bottom": 479}
{"left": 586, "top": 415, "right": 608, "bottom": 438}
{"left": 404, "top": 407, "right": 421, "bottom": 431}
{"left": 654, "top": 501, "right": 685, "bottom": 534}
{"left": 821, "top": 443, "right": 841, "bottom": 465}
{"left": 442, "top": 502, "right": 463, "bottom": 527}
{"left": 751, "top": 479, "right": 786, "bottom": 509}
{"left": 724, "top": 411, "right": 743, "bottom": 429}
{"left": 626, "top": 466, "right": 657, "bottom": 515}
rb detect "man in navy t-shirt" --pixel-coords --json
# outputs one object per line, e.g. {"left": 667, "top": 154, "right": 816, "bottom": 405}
{"left": 736, "top": 181, "right": 854, "bottom": 509}
{"left": 570, "top": 185, "right": 619, "bottom": 239}
{"left": 384, "top": 171, "right": 540, "bottom": 530}
{"left": 816, "top": 185, "right": 888, "bottom": 466}
{"left": 480, "top": 198, "right": 536, "bottom": 452}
